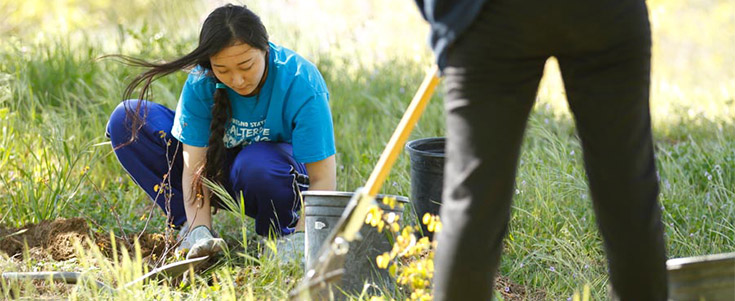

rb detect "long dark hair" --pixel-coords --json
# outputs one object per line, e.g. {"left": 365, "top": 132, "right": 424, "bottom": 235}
{"left": 112, "top": 4, "right": 268, "bottom": 203}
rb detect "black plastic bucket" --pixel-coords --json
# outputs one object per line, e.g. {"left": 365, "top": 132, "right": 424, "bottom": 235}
{"left": 303, "top": 191, "right": 409, "bottom": 299}
{"left": 405, "top": 137, "right": 445, "bottom": 239}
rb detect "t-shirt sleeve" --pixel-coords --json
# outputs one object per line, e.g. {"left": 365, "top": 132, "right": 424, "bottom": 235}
{"left": 171, "top": 75, "right": 213, "bottom": 147}
{"left": 291, "top": 92, "right": 336, "bottom": 163}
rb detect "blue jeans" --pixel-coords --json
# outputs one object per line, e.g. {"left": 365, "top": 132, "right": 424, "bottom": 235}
{"left": 106, "top": 100, "right": 308, "bottom": 236}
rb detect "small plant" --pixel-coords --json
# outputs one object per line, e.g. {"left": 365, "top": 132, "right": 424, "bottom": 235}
{"left": 365, "top": 197, "right": 441, "bottom": 300}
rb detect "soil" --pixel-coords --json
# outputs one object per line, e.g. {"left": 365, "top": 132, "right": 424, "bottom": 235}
{"left": 496, "top": 275, "right": 547, "bottom": 301}
{"left": 0, "top": 218, "right": 175, "bottom": 262}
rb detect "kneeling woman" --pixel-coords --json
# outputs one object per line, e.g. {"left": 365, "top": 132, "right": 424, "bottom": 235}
{"left": 106, "top": 4, "right": 336, "bottom": 259}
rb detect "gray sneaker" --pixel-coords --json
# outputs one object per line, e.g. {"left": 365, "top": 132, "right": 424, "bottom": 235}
{"left": 177, "top": 225, "right": 227, "bottom": 259}
{"left": 265, "top": 231, "right": 305, "bottom": 265}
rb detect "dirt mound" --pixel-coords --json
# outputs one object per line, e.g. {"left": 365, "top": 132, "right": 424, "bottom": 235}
{"left": 0, "top": 218, "right": 89, "bottom": 261}
{"left": 0, "top": 218, "right": 175, "bottom": 262}
{"left": 93, "top": 231, "right": 174, "bottom": 261}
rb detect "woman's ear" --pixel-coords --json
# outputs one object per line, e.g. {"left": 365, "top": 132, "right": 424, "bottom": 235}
{"left": 262, "top": 49, "right": 269, "bottom": 64}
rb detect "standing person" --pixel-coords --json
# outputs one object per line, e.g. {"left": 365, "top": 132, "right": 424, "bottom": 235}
{"left": 415, "top": 0, "right": 667, "bottom": 299}
{"left": 106, "top": 4, "right": 336, "bottom": 260}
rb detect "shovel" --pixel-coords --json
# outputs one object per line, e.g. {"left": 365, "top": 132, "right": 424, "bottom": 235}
{"left": 1, "top": 255, "right": 210, "bottom": 293}
{"left": 290, "top": 66, "right": 440, "bottom": 299}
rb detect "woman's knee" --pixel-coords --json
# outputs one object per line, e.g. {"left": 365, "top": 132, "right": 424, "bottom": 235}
{"left": 106, "top": 99, "right": 146, "bottom": 142}
{"left": 229, "top": 143, "right": 293, "bottom": 185}
{"left": 106, "top": 99, "right": 174, "bottom": 145}
{"left": 107, "top": 100, "right": 132, "bottom": 143}
{"left": 230, "top": 154, "right": 275, "bottom": 188}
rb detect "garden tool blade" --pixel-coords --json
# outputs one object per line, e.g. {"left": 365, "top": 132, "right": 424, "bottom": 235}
{"left": 2, "top": 271, "right": 111, "bottom": 291}
{"left": 123, "top": 255, "right": 210, "bottom": 288}
{"left": 2, "top": 255, "right": 210, "bottom": 293}
{"left": 290, "top": 66, "right": 440, "bottom": 300}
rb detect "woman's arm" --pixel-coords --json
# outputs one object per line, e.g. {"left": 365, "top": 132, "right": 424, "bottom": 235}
{"left": 182, "top": 143, "right": 212, "bottom": 229}
{"left": 305, "top": 154, "right": 336, "bottom": 191}
{"left": 294, "top": 154, "right": 336, "bottom": 232}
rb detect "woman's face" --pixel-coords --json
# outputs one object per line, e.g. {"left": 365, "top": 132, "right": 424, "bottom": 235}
{"left": 210, "top": 42, "right": 267, "bottom": 96}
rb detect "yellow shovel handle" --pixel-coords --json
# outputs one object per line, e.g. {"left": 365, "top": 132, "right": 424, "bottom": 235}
{"left": 364, "top": 65, "right": 440, "bottom": 197}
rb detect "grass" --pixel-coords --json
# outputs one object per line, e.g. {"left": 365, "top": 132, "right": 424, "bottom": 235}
{"left": 1, "top": 0, "right": 734, "bottom": 299}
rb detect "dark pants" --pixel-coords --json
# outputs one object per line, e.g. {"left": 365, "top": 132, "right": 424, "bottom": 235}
{"left": 106, "top": 100, "right": 308, "bottom": 236}
{"left": 433, "top": 0, "right": 667, "bottom": 299}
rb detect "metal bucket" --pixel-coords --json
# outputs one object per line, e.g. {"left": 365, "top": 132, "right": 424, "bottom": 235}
{"left": 667, "top": 252, "right": 735, "bottom": 300}
{"left": 303, "top": 191, "right": 409, "bottom": 298}
{"left": 610, "top": 252, "right": 735, "bottom": 300}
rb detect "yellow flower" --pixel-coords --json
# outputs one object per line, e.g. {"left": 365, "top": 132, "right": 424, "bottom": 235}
{"left": 376, "top": 252, "right": 391, "bottom": 269}
{"left": 422, "top": 213, "right": 431, "bottom": 225}
{"left": 388, "top": 263, "right": 397, "bottom": 277}
{"left": 366, "top": 205, "right": 384, "bottom": 227}
{"left": 391, "top": 222, "right": 400, "bottom": 233}
{"left": 366, "top": 211, "right": 375, "bottom": 224}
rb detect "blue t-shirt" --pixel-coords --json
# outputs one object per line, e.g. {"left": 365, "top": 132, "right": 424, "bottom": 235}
{"left": 171, "top": 42, "right": 335, "bottom": 164}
